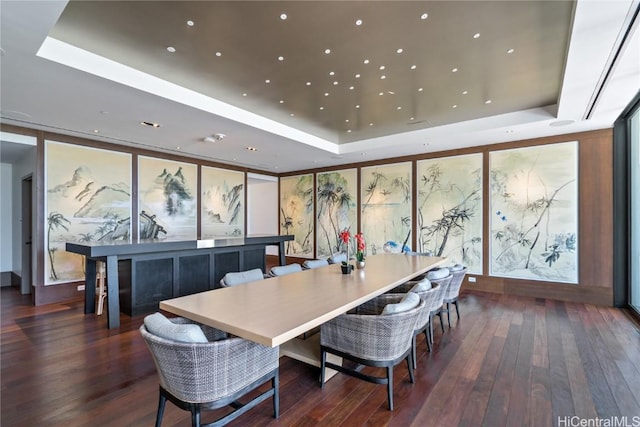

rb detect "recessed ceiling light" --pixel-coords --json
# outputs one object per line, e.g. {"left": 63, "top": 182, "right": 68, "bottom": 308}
{"left": 397, "top": 106, "right": 402, "bottom": 110}
{"left": 379, "top": 92, "right": 384, "bottom": 96}
{"left": 355, "top": 105, "right": 360, "bottom": 109}
{"left": 246, "top": 146, "right": 258, "bottom": 151}
{"left": 462, "top": 90, "right": 468, "bottom": 95}
{"left": 166, "top": 46, "right": 176, "bottom": 53}
{"left": 324, "top": 48, "right": 331, "bottom": 54}
{"left": 396, "top": 48, "right": 403, "bottom": 54}
{"left": 347, "top": 130, "right": 352, "bottom": 133}
{"left": 203, "top": 134, "right": 225, "bottom": 143}
{"left": 333, "top": 81, "right": 339, "bottom": 85}
{"left": 380, "top": 75, "right": 386, "bottom": 79}
{"left": 306, "top": 81, "right": 311, "bottom": 86}
{"left": 410, "top": 117, "right": 415, "bottom": 121}
{"left": 278, "top": 56, "right": 284, "bottom": 61}
{"left": 215, "top": 51, "right": 222, "bottom": 57}
{"left": 418, "top": 88, "right": 424, "bottom": 92}
{"left": 345, "top": 119, "right": 350, "bottom": 123}
{"left": 265, "top": 79, "right": 271, "bottom": 83}
{"left": 369, "top": 123, "right": 374, "bottom": 126}
{"left": 290, "top": 113, "right": 295, "bottom": 116}
{"left": 176, "top": 146, "right": 181, "bottom": 150}
{"left": 242, "top": 93, "right": 247, "bottom": 97}
{"left": 473, "top": 33, "right": 480, "bottom": 39}
{"left": 141, "top": 121, "right": 160, "bottom": 128}
{"left": 93, "top": 129, "right": 99, "bottom": 133}
{"left": 355, "top": 19, "right": 363, "bottom": 26}
{"left": 452, "top": 67, "right": 458, "bottom": 72}
{"left": 324, "top": 92, "right": 329, "bottom": 96}
{"left": 186, "top": 20, "right": 195, "bottom": 27}
{"left": 280, "top": 13, "right": 287, "bottom": 20}
{"left": 355, "top": 73, "right": 361, "bottom": 78}
{"left": 507, "top": 48, "right": 515, "bottom": 54}
{"left": 410, "top": 65, "right": 417, "bottom": 70}
{"left": 320, "top": 106, "right": 324, "bottom": 110}
{"left": 421, "top": 13, "right": 429, "bottom": 20}
{"left": 506, "top": 130, "right": 514, "bottom": 133}
{"left": 452, "top": 105, "right": 457, "bottom": 108}
{"left": 329, "top": 71, "right": 335, "bottom": 76}
{"left": 379, "top": 65, "right": 385, "bottom": 70}
{"left": 387, "top": 91, "right": 395, "bottom": 94}
{"left": 349, "top": 86, "right": 355, "bottom": 90}
{"left": 485, "top": 99, "right": 492, "bottom": 104}
{"left": 279, "top": 100, "right": 284, "bottom": 104}
{"left": 360, "top": 152, "right": 366, "bottom": 156}
{"left": 363, "top": 59, "right": 370, "bottom": 64}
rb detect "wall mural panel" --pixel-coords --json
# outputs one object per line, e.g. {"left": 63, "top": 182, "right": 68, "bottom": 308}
{"left": 138, "top": 156, "right": 197, "bottom": 240}
{"left": 361, "top": 162, "right": 412, "bottom": 255}
{"left": 417, "top": 154, "right": 483, "bottom": 274}
{"left": 316, "top": 169, "right": 357, "bottom": 258}
{"left": 45, "top": 141, "right": 132, "bottom": 285}
{"left": 280, "top": 174, "right": 314, "bottom": 258}
{"left": 201, "top": 166, "right": 244, "bottom": 238}
{"left": 490, "top": 141, "right": 578, "bottom": 283}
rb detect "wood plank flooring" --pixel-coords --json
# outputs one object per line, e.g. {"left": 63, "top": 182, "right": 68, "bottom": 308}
{"left": 2, "top": 287, "right": 639, "bottom": 426}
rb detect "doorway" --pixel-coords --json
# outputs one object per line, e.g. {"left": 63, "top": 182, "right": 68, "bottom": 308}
{"left": 21, "top": 174, "right": 32, "bottom": 295}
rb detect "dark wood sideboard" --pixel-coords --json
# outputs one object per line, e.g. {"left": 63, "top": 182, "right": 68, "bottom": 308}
{"left": 66, "top": 235, "right": 294, "bottom": 329}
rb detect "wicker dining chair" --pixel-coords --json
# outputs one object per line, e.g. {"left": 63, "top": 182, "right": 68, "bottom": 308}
{"left": 326, "top": 253, "right": 347, "bottom": 264}
{"left": 302, "top": 259, "right": 330, "bottom": 269}
{"left": 320, "top": 293, "right": 425, "bottom": 411}
{"left": 140, "top": 316, "right": 279, "bottom": 427}
{"left": 443, "top": 265, "right": 468, "bottom": 326}
{"left": 269, "top": 263, "right": 303, "bottom": 276}
{"left": 219, "top": 268, "right": 267, "bottom": 287}
{"left": 425, "top": 268, "right": 453, "bottom": 341}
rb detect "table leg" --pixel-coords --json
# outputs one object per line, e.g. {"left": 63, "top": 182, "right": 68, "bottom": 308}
{"left": 105, "top": 255, "right": 120, "bottom": 329}
{"left": 84, "top": 258, "right": 96, "bottom": 314}
{"left": 278, "top": 241, "right": 286, "bottom": 266}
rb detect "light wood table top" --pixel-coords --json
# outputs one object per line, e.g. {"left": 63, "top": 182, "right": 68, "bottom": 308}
{"left": 160, "top": 253, "right": 447, "bottom": 347}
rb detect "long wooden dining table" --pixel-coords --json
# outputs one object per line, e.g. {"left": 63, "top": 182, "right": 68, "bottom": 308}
{"left": 160, "top": 253, "right": 446, "bottom": 371}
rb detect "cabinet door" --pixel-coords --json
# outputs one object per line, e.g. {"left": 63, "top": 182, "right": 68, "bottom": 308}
{"left": 179, "top": 254, "right": 211, "bottom": 295}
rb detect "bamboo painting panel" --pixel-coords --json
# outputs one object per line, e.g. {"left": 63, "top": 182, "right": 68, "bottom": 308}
{"left": 280, "top": 174, "right": 314, "bottom": 258}
{"left": 316, "top": 169, "right": 357, "bottom": 258}
{"left": 45, "top": 141, "right": 132, "bottom": 285}
{"left": 490, "top": 141, "right": 578, "bottom": 283}
{"left": 138, "top": 156, "right": 197, "bottom": 240}
{"left": 417, "top": 154, "right": 483, "bottom": 274}
{"left": 201, "top": 166, "right": 244, "bottom": 238}
{"left": 361, "top": 162, "right": 412, "bottom": 255}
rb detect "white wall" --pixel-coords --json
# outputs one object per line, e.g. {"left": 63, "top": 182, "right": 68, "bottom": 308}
{"left": 247, "top": 174, "right": 279, "bottom": 255}
{"left": 11, "top": 148, "right": 36, "bottom": 277}
{"left": 0, "top": 163, "right": 13, "bottom": 273}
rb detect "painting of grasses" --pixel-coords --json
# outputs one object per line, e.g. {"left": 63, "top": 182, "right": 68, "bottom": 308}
{"left": 417, "top": 154, "right": 483, "bottom": 273}
{"left": 361, "top": 162, "right": 412, "bottom": 255}
{"left": 490, "top": 141, "right": 578, "bottom": 283}
{"left": 280, "top": 174, "right": 314, "bottom": 258}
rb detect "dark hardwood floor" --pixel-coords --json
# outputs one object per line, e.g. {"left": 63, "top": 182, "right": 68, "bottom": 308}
{"left": 2, "top": 286, "right": 639, "bottom": 426}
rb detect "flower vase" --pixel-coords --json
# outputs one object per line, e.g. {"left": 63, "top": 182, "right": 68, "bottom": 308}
{"left": 356, "top": 260, "right": 366, "bottom": 270}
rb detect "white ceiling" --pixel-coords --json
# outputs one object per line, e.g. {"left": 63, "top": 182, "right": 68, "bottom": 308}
{"left": 1, "top": 0, "right": 639, "bottom": 173}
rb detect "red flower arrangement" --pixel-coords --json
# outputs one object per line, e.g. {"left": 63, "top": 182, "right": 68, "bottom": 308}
{"left": 355, "top": 232, "right": 366, "bottom": 262}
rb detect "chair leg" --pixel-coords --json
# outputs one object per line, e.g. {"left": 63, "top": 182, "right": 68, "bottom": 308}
{"left": 320, "top": 349, "right": 327, "bottom": 387}
{"left": 429, "top": 315, "right": 434, "bottom": 345}
{"left": 407, "top": 354, "right": 415, "bottom": 384}
{"left": 273, "top": 371, "right": 280, "bottom": 418}
{"left": 412, "top": 334, "right": 417, "bottom": 370}
{"left": 454, "top": 299, "right": 460, "bottom": 320}
{"left": 155, "top": 390, "right": 167, "bottom": 427}
{"left": 438, "top": 311, "right": 445, "bottom": 333}
{"left": 386, "top": 366, "right": 394, "bottom": 411}
{"left": 191, "top": 406, "right": 201, "bottom": 427}
{"left": 447, "top": 302, "right": 452, "bottom": 327}
{"left": 425, "top": 321, "right": 432, "bottom": 352}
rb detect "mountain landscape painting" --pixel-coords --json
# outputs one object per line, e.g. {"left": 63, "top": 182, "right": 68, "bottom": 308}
{"left": 490, "top": 141, "right": 578, "bottom": 283}
{"left": 45, "top": 141, "right": 132, "bottom": 285}
{"left": 280, "top": 174, "right": 314, "bottom": 258}
{"left": 138, "top": 156, "right": 197, "bottom": 241}
{"left": 361, "top": 162, "right": 412, "bottom": 255}
{"left": 201, "top": 166, "right": 244, "bottom": 238}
